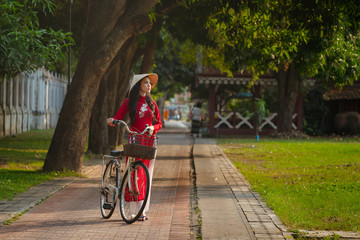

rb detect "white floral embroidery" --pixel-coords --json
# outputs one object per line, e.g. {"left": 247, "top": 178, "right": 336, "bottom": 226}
{"left": 139, "top": 103, "right": 148, "bottom": 118}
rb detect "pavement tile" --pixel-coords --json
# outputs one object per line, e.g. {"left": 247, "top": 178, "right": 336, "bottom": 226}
{"left": 255, "top": 233, "right": 287, "bottom": 240}
{"left": 246, "top": 213, "right": 273, "bottom": 222}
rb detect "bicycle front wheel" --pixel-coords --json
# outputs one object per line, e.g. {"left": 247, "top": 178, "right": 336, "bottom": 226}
{"left": 119, "top": 160, "right": 150, "bottom": 224}
{"left": 100, "top": 160, "right": 119, "bottom": 219}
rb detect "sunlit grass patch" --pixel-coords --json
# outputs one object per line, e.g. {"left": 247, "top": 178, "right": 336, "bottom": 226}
{"left": 0, "top": 129, "right": 54, "bottom": 169}
{"left": 0, "top": 169, "right": 80, "bottom": 200}
{"left": 0, "top": 129, "right": 82, "bottom": 201}
{"left": 218, "top": 138, "right": 360, "bottom": 231}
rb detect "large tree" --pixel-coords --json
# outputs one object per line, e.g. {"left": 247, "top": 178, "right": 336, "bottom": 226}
{"left": 43, "top": 0, "right": 159, "bottom": 172}
{"left": 87, "top": 0, "right": 180, "bottom": 155}
{"left": 209, "top": 0, "right": 360, "bottom": 132}
{"left": 164, "top": 0, "right": 360, "bottom": 133}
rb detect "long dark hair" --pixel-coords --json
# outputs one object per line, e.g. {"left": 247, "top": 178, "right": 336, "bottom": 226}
{"left": 128, "top": 80, "right": 157, "bottom": 126}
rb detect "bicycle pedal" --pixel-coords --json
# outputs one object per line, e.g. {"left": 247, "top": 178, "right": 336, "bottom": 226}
{"left": 103, "top": 203, "right": 113, "bottom": 210}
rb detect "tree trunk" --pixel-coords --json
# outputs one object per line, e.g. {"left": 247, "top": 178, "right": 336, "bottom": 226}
{"left": 140, "top": 17, "right": 162, "bottom": 73}
{"left": 88, "top": 80, "right": 109, "bottom": 154}
{"left": 87, "top": 59, "right": 119, "bottom": 155}
{"left": 108, "top": 39, "right": 138, "bottom": 148}
{"left": 87, "top": 38, "right": 135, "bottom": 154}
{"left": 276, "top": 63, "right": 301, "bottom": 133}
{"left": 43, "top": 0, "right": 159, "bottom": 172}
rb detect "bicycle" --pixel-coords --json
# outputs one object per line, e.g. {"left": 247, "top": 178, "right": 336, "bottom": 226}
{"left": 99, "top": 120, "right": 158, "bottom": 224}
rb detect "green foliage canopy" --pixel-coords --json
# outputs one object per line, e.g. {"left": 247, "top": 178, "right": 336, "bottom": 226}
{"left": 152, "top": 29, "right": 196, "bottom": 99}
{"left": 164, "top": 0, "right": 360, "bottom": 87}
{"left": 206, "top": 0, "right": 360, "bottom": 86}
{"left": 0, "top": 0, "right": 72, "bottom": 78}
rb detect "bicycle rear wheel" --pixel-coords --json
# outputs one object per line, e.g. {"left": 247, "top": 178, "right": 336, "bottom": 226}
{"left": 119, "top": 160, "right": 150, "bottom": 224}
{"left": 100, "top": 160, "right": 119, "bottom": 219}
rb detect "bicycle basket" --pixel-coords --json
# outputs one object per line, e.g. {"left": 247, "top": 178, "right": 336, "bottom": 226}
{"left": 123, "top": 133, "right": 158, "bottom": 160}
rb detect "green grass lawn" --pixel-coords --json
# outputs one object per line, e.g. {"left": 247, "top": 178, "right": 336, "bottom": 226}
{"left": 217, "top": 137, "right": 360, "bottom": 232}
{"left": 0, "top": 130, "right": 80, "bottom": 201}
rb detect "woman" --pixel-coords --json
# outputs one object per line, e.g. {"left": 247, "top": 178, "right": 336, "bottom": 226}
{"left": 107, "top": 73, "right": 162, "bottom": 221}
{"left": 191, "top": 102, "right": 204, "bottom": 137}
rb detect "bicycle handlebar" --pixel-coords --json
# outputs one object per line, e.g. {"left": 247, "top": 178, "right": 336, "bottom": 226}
{"left": 112, "top": 120, "right": 150, "bottom": 135}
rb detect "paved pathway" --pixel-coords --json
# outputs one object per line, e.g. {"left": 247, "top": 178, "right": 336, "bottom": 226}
{"left": 0, "top": 124, "right": 192, "bottom": 240}
{"left": 194, "top": 138, "right": 291, "bottom": 240}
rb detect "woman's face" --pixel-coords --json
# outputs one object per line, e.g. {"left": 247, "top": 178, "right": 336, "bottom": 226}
{"left": 140, "top": 77, "right": 152, "bottom": 94}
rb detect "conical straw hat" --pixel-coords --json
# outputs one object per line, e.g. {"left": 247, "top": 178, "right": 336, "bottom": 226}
{"left": 129, "top": 73, "right": 158, "bottom": 91}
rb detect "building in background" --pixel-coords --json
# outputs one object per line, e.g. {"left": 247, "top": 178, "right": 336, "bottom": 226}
{"left": 166, "top": 87, "right": 192, "bottom": 121}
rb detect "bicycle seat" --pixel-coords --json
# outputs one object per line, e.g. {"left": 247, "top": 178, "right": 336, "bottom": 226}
{"left": 110, "top": 150, "right": 123, "bottom": 157}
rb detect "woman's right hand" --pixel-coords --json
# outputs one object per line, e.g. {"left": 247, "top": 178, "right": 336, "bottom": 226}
{"left": 107, "top": 118, "right": 114, "bottom": 127}
{"left": 147, "top": 126, "right": 155, "bottom": 135}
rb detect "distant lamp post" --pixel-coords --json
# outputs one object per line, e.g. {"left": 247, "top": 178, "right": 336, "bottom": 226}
{"left": 68, "top": 0, "right": 73, "bottom": 86}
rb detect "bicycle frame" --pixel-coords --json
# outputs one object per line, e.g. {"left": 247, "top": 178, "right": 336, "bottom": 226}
{"left": 100, "top": 155, "right": 143, "bottom": 203}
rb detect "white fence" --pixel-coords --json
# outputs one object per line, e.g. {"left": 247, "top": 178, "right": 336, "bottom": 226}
{"left": 0, "top": 68, "right": 68, "bottom": 137}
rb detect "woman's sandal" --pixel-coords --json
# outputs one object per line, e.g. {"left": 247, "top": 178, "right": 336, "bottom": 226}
{"left": 138, "top": 216, "right": 149, "bottom": 221}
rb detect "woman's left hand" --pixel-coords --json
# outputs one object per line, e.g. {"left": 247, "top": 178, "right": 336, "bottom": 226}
{"left": 107, "top": 118, "right": 114, "bottom": 127}
{"left": 148, "top": 126, "right": 155, "bottom": 135}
